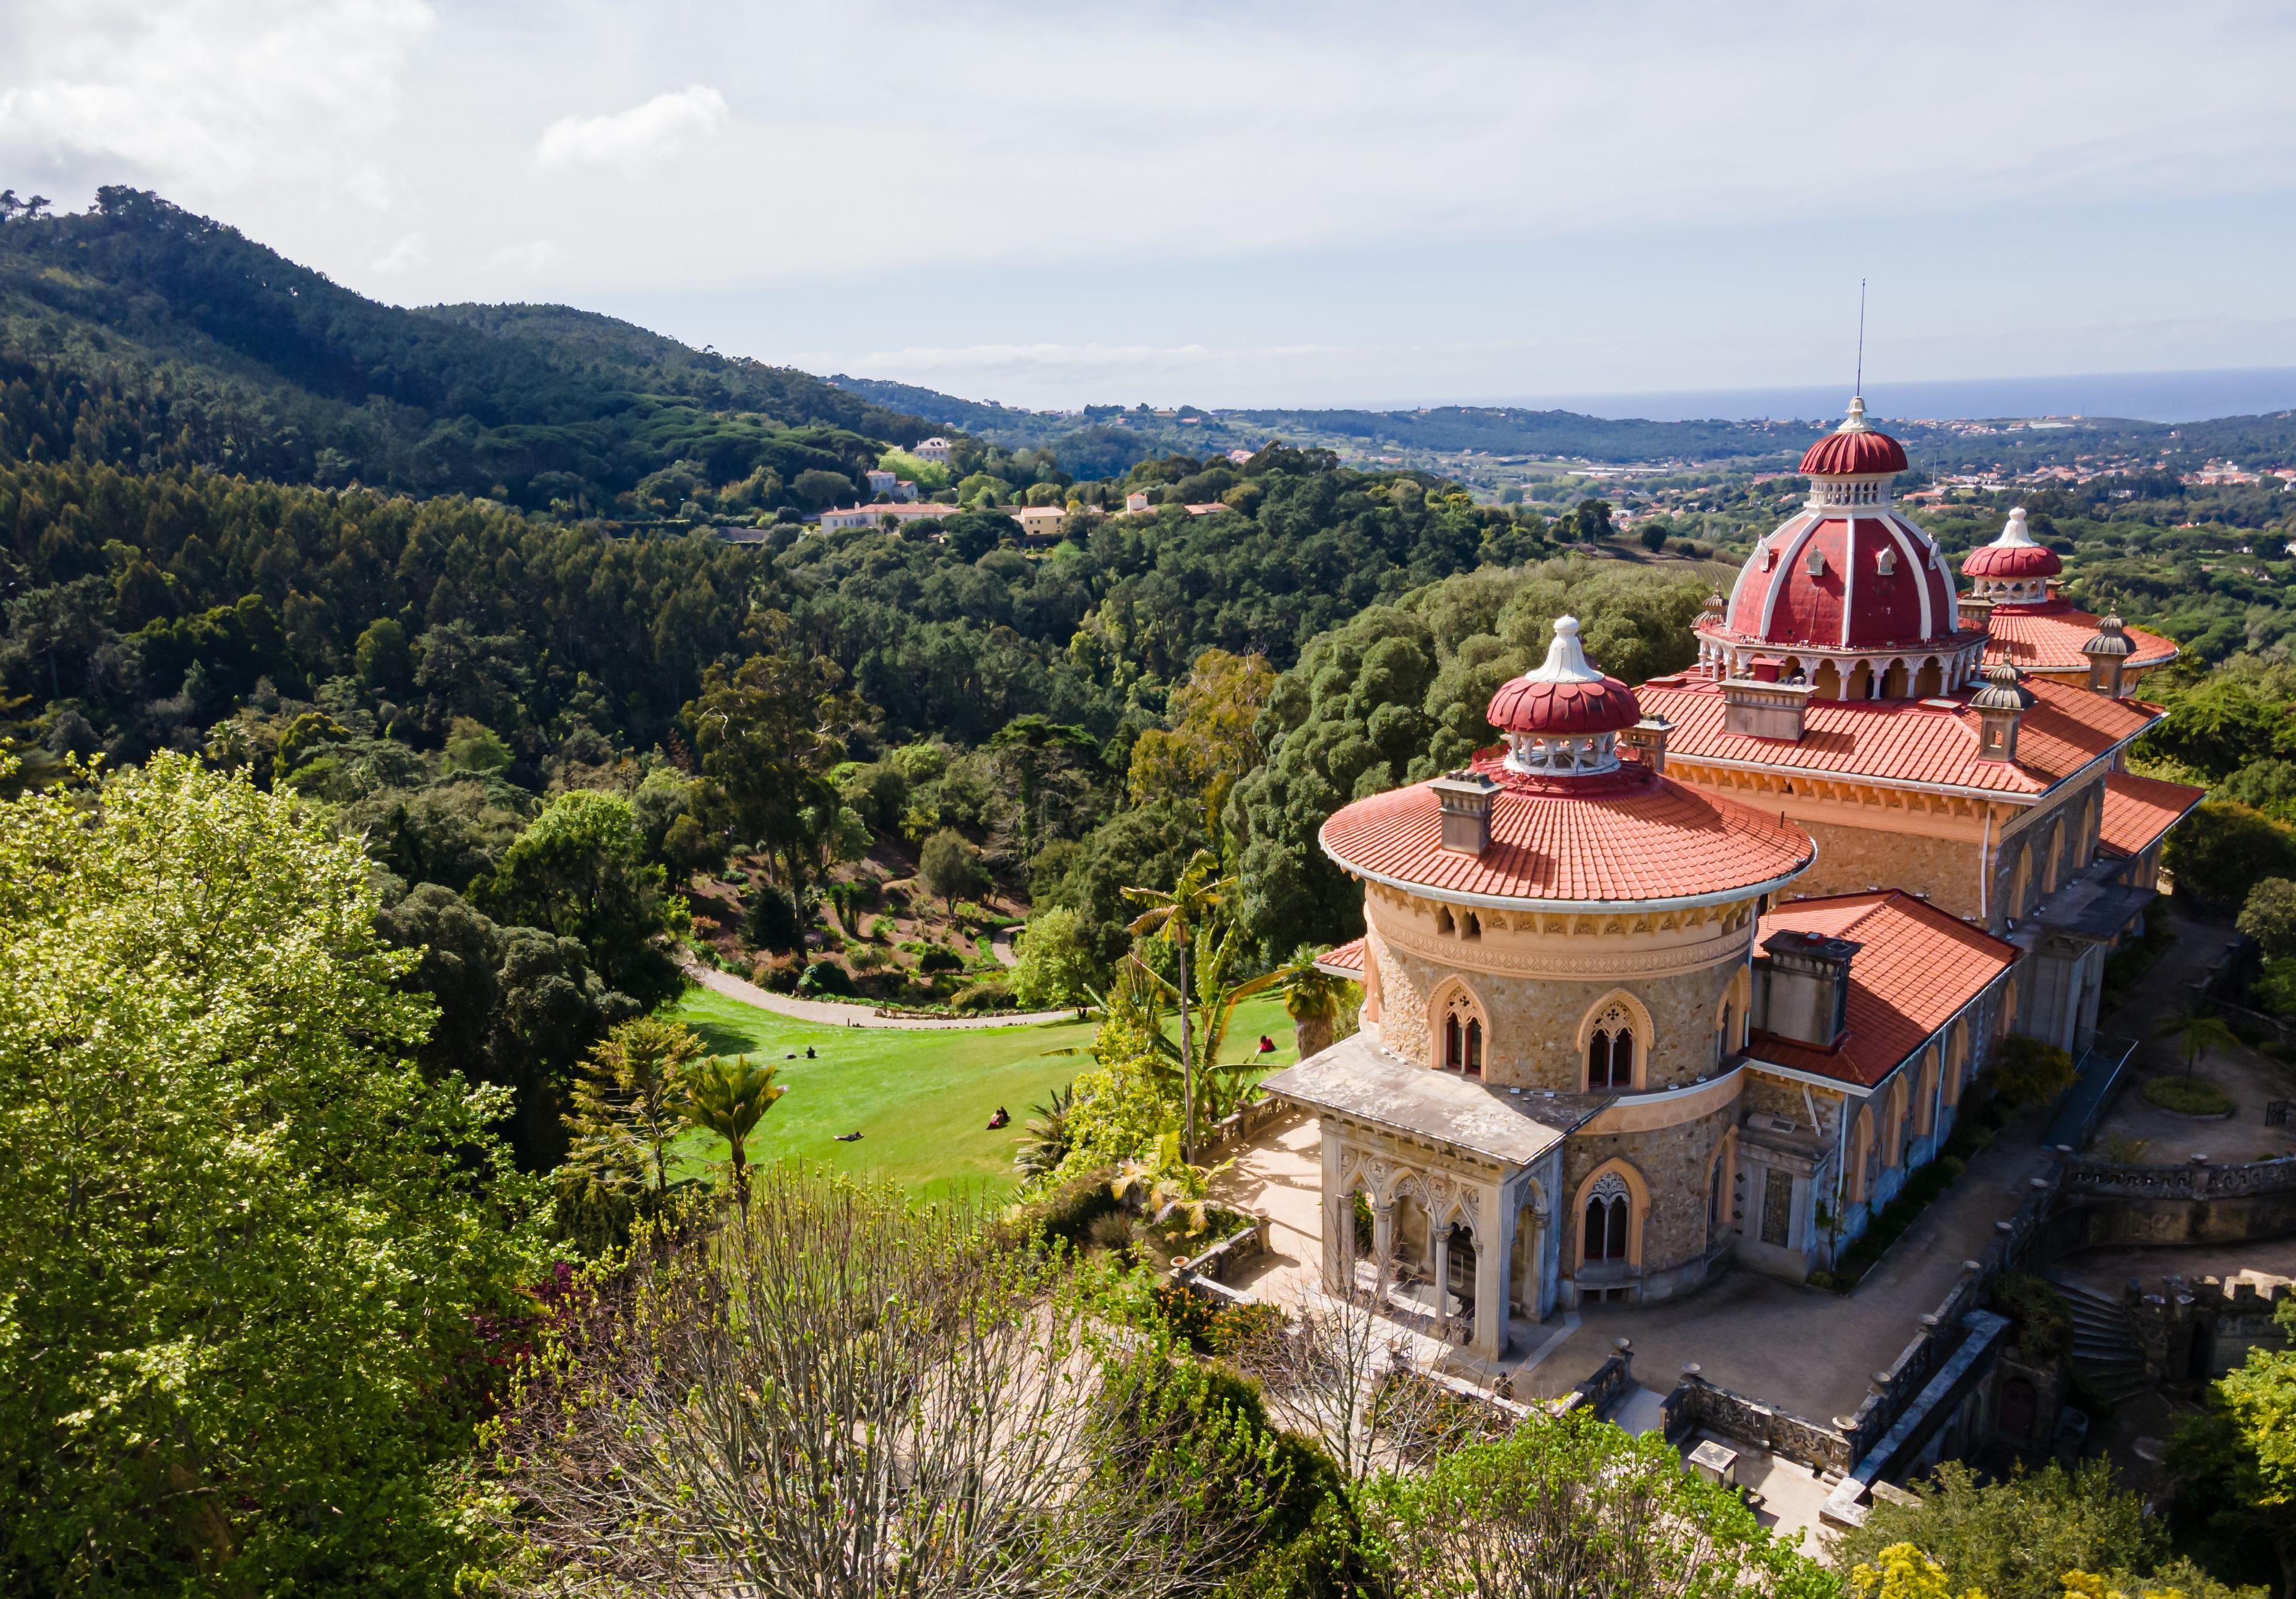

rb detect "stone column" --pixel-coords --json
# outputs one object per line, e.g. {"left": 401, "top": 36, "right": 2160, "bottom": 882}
{"left": 1371, "top": 1201, "right": 1396, "bottom": 1294}
{"left": 1431, "top": 1228, "right": 1451, "bottom": 1326}
{"left": 1319, "top": 1129, "right": 1347, "bottom": 1293}
{"left": 1476, "top": 1179, "right": 1513, "bottom": 1359}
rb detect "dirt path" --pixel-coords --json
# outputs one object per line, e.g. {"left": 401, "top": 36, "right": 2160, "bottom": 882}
{"left": 683, "top": 963, "right": 1075, "bottom": 1031}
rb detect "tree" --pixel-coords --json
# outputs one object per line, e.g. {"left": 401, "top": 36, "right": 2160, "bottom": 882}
{"left": 560, "top": 1017, "right": 706, "bottom": 1250}
{"left": 686, "top": 628, "right": 861, "bottom": 898}
{"left": 2240, "top": 878, "right": 2296, "bottom": 959}
{"left": 1849, "top": 1544, "right": 1985, "bottom": 1599}
{"left": 919, "top": 825, "right": 990, "bottom": 914}
{"left": 2169, "top": 1295, "right": 2296, "bottom": 1597}
{"left": 1124, "top": 849, "right": 1230, "bottom": 1156}
{"left": 0, "top": 753, "right": 544, "bottom": 1592}
{"left": 493, "top": 1169, "right": 1292, "bottom": 1597}
{"left": 1277, "top": 945, "right": 1347, "bottom": 1058}
{"left": 2166, "top": 803, "right": 2296, "bottom": 913}
{"left": 676, "top": 1054, "right": 784, "bottom": 1218}
{"left": 1830, "top": 1460, "right": 2166, "bottom": 1599}
{"left": 475, "top": 788, "right": 689, "bottom": 1009}
{"left": 1125, "top": 648, "right": 1275, "bottom": 817}
{"left": 1363, "top": 1409, "right": 1837, "bottom": 1598}
{"left": 1009, "top": 904, "right": 1100, "bottom": 1014}
{"left": 2154, "top": 1011, "right": 2240, "bottom": 1082}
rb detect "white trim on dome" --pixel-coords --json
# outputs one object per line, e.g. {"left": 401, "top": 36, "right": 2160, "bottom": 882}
{"left": 1761, "top": 517, "right": 1825, "bottom": 639}
{"left": 1840, "top": 518, "right": 1858, "bottom": 648}
{"left": 1990, "top": 506, "right": 2039, "bottom": 550}
{"left": 1522, "top": 614, "right": 1605, "bottom": 685}
{"left": 1879, "top": 517, "right": 1935, "bottom": 639}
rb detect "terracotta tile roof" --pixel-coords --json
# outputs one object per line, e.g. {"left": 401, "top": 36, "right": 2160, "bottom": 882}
{"left": 1983, "top": 600, "right": 2178, "bottom": 676}
{"left": 1751, "top": 892, "right": 2019, "bottom": 1089}
{"left": 1319, "top": 757, "right": 1814, "bottom": 908}
{"left": 1315, "top": 937, "right": 1366, "bottom": 977}
{"left": 1637, "top": 674, "right": 2162, "bottom": 797}
{"left": 2096, "top": 771, "right": 2206, "bottom": 859}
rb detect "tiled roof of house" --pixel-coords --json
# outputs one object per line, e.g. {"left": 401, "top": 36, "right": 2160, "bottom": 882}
{"left": 1636, "top": 673, "right": 2162, "bottom": 797}
{"left": 1982, "top": 600, "right": 2178, "bottom": 676}
{"left": 1318, "top": 755, "right": 1813, "bottom": 909}
{"left": 1314, "top": 937, "right": 1366, "bottom": 978}
{"left": 1750, "top": 892, "right": 2019, "bottom": 1089}
{"left": 2096, "top": 771, "right": 2207, "bottom": 859}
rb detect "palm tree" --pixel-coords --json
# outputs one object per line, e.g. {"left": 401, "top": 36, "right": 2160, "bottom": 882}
{"left": 2157, "top": 1010, "right": 2240, "bottom": 1081}
{"left": 1015, "top": 1083, "right": 1074, "bottom": 1178}
{"left": 676, "top": 1055, "right": 785, "bottom": 1218}
{"left": 1123, "top": 849, "right": 1230, "bottom": 1158}
{"left": 1275, "top": 945, "right": 1345, "bottom": 1059}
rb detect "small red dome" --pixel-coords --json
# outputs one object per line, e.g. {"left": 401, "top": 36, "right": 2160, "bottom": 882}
{"left": 1486, "top": 673, "right": 1642, "bottom": 736}
{"left": 1486, "top": 615, "right": 1642, "bottom": 735}
{"left": 1961, "top": 506, "right": 2061, "bottom": 580}
{"left": 1798, "top": 395, "right": 1908, "bottom": 478}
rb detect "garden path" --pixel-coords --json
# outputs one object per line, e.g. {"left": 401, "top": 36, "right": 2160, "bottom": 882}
{"left": 682, "top": 962, "right": 1075, "bottom": 1031}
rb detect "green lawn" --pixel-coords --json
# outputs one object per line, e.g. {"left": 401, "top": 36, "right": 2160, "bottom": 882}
{"left": 667, "top": 987, "right": 1303, "bottom": 1201}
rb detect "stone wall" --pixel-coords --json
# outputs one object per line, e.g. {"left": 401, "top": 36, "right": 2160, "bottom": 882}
{"left": 1565, "top": 1094, "right": 1740, "bottom": 1292}
{"left": 1375, "top": 931, "right": 1742, "bottom": 1093}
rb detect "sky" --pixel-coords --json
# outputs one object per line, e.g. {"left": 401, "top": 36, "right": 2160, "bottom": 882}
{"left": 4, "top": 1, "right": 2296, "bottom": 413}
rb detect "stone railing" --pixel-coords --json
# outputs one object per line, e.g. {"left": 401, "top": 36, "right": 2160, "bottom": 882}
{"left": 1172, "top": 1220, "right": 1269, "bottom": 1287}
{"left": 1196, "top": 1094, "right": 1296, "bottom": 1160}
{"left": 1660, "top": 1369, "right": 1855, "bottom": 1477}
{"left": 1553, "top": 1342, "right": 1635, "bottom": 1421}
{"left": 2063, "top": 1154, "right": 2296, "bottom": 1200}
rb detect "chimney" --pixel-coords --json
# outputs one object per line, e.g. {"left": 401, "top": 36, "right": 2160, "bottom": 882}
{"left": 1622, "top": 713, "right": 1673, "bottom": 774}
{"left": 1721, "top": 675, "right": 1814, "bottom": 742}
{"left": 1750, "top": 929, "right": 1860, "bottom": 1049}
{"left": 1428, "top": 769, "right": 1501, "bottom": 855}
{"left": 1958, "top": 590, "right": 1995, "bottom": 634}
{"left": 2081, "top": 614, "right": 2133, "bottom": 697}
{"left": 1971, "top": 663, "right": 2036, "bottom": 762}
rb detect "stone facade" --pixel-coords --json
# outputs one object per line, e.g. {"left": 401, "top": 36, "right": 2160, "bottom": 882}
{"left": 1362, "top": 886, "right": 1755, "bottom": 1093}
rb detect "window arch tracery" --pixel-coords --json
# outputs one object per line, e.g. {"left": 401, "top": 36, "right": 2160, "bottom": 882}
{"left": 1432, "top": 981, "right": 1486, "bottom": 1078}
{"left": 1584, "top": 997, "right": 1640, "bottom": 1091}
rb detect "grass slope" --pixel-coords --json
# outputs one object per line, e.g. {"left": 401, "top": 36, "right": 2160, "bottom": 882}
{"left": 667, "top": 987, "right": 1303, "bottom": 1200}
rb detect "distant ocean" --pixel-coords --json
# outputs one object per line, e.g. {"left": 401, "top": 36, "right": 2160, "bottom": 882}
{"left": 1465, "top": 368, "right": 2296, "bottom": 426}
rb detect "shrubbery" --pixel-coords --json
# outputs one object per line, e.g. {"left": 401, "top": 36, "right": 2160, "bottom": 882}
{"left": 2141, "top": 1075, "right": 2234, "bottom": 1116}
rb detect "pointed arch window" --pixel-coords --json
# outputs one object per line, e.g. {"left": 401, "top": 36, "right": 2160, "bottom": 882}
{"left": 1584, "top": 1172, "right": 1631, "bottom": 1264}
{"left": 1436, "top": 985, "right": 1486, "bottom": 1079}
{"left": 1586, "top": 1000, "right": 1636, "bottom": 1090}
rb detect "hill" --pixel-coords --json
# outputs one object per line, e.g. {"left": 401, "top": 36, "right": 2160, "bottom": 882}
{"left": 0, "top": 188, "right": 929, "bottom": 514}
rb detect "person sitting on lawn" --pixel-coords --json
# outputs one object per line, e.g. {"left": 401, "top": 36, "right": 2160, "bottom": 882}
{"left": 986, "top": 1106, "right": 1010, "bottom": 1130}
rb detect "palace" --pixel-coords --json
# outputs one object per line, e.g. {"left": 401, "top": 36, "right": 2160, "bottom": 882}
{"left": 1260, "top": 398, "right": 2206, "bottom": 1360}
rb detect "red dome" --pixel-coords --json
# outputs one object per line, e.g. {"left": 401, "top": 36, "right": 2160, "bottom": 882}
{"left": 1800, "top": 429, "right": 1908, "bottom": 477}
{"left": 1798, "top": 395, "right": 1909, "bottom": 478}
{"left": 1486, "top": 672, "right": 1641, "bottom": 736}
{"left": 1485, "top": 615, "right": 1642, "bottom": 736}
{"left": 1719, "top": 511, "right": 1960, "bottom": 651}
{"left": 1960, "top": 506, "right": 2061, "bottom": 580}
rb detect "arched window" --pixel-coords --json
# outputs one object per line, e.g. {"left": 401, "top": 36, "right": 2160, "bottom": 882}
{"left": 1583, "top": 1172, "right": 1631, "bottom": 1264}
{"left": 1814, "top": 660, "right": 1843, "bottom": 700}
{"left": 1434, "top": 983, "right": 1487, "bottom": 1078}
{"left": 1882, "top": 660, "right": 1909, "bottom": 698}
{"left": 1915, "top": 657, "right": 1943, "bottom": 697}
{"left": 1463, "top": 911, "right": 1481, "bottom": 941}
{"left": 1435, "top": 905, "right": 1456, "bottom": 936}
{"left": 1580, "top": 996, "right": 1644, "bottom": 1091}
{"left": 1443, "top": 1013, "right": 1484, "bottom": 1077}
{"left": 1588, "top": 1025, "right": 1634, "bottom": 1090}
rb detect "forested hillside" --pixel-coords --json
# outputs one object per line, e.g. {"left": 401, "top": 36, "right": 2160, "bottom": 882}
{"left": 0, "top": 188, "right": 928, "bottom": 512}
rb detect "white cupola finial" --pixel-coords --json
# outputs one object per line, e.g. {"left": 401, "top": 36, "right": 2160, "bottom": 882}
{"left": 1837, "top": 395, "right": 1871, "bottom": 434}
{"left": 1525, "top": 615, "right": 1604, "bottom": 684}
{"left": 1994, "top": 505, "right": 2036, "bottom": 547}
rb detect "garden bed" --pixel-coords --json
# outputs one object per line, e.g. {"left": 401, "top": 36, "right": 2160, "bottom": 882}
{"left": 2139, "top": 1075, "right": 2236, "bottom": 1118}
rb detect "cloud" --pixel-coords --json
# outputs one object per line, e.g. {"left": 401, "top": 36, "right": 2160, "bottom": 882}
{"left": 535, "top": 86, "right": 727, "bottom": 170}
{"left": 370, "top": 232, "right": 426, "bottom": 273}
{"left": 484, "top": 239, "right": 560, "bottom": 273}
{"left": 0, "top": 0, "right": 433, "bottom": 200}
